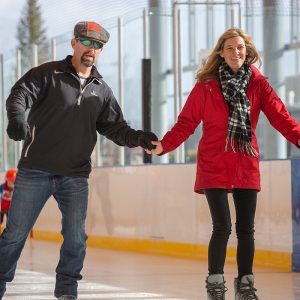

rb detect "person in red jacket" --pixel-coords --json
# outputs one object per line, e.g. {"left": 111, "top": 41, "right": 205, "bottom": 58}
{"left": 147, "top": 27, "right": 300, "bottom": 300}
{"left": 0, "top": 169, "right": 17, "bottom": 226}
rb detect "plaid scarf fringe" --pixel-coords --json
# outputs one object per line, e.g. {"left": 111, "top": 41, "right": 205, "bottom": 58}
{"left": 225, "top": 136, "right": 258, "bottom": 157}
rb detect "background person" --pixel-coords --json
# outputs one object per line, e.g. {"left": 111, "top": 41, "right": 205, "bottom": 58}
{"left": 0, "top": 169, "right": 17, "bottom": 227}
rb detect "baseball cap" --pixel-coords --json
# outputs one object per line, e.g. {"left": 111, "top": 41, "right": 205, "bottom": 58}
{"left": 74, "top": 21, "right": 110, "bottom": 44}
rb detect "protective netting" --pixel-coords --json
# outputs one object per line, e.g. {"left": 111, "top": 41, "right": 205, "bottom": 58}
{"left": 174, "top": 0, "right": 300, "bottom": 16}
{"left": 243, "top": 0, "right": 300, "bottom": 16}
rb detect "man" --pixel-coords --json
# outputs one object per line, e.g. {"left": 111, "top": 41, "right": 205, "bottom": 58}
{"left": 0, "top": 21, "right": 157, "bottom": 300}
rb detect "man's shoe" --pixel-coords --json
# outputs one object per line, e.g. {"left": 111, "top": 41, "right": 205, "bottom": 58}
{"left": 57, "top": 296, "right": 77, "bottom": 300}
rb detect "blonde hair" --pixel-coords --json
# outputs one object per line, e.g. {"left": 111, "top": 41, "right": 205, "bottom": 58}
{"left": 196, "top": 27, "right": 261, "bottom": 82}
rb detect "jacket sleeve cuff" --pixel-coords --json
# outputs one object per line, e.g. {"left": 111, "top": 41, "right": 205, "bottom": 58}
{"left": 159, "top": 139, "right": 174, "bottom": 155}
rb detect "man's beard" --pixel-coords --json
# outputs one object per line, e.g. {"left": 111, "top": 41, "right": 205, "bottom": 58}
{"left": 81, "top": 52, "right": 95, "bottom": 67}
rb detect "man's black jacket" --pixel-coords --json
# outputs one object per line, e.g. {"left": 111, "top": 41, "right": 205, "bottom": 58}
{"left": 6, "top": 55, "right": 141, "bottom": 177}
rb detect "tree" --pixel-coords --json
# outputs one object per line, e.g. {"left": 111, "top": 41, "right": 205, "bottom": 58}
{"left": 16, "top": 0, "right": 48, "bottom": 74}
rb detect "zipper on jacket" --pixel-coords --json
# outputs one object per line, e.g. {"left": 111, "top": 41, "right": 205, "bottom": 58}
{"left": 77, "top": 80, "right": 97, "bottom": 106}
{"left": 77, "top": 89, "right": 83, "bottom": 105}
{"left": 24, "top": 126, "right": 36, "bottom": 158}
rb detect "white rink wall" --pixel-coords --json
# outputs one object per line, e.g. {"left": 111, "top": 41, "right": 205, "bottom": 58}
{"left": 34, "top": 161, "right": 292, "bottom": 252}
{"left": 0, "top": 160, "right": 293, "bottom": 270}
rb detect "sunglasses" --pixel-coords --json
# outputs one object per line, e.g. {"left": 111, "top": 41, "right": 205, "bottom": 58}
{"left": 77, "top": 39, "right": 103, "bottom": 49}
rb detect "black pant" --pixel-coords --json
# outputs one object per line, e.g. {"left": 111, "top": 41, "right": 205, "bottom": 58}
{"left": 204, "top": 188, "right": 257, "bottom": 278}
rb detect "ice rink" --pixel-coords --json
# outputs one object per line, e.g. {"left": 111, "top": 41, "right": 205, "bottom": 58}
{"left": 3, "top": 239, "right": 300, "bottom": 299}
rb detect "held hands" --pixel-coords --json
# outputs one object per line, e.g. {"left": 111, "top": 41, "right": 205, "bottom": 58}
{"left": 137, "top": 132, "right": 164, "bottom": 155}
{"left": 7, "top": 114, "right": 31, "bottom": 141}
{"left": 145, "top": 140, "right": 163, "bottom": 155}
{"left": 137, "top": 131, "right": 158, "bottom": 151}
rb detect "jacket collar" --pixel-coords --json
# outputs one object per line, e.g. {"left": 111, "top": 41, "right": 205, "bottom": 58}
{"left": 250, "top": 65, "right": 266, "bottom": 80}
{"left": 58, "top": 55, "right": 103, "bottom": 80}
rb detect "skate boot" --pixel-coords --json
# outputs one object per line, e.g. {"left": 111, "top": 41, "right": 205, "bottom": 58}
{"left": 234, "top": 274, "right": 259, "bottom": 300}
{"left": 57, "top": 296, "right": 77, "bottom": 300}
{"left": 206, "top": 274, "right": 227, "bottom": 300}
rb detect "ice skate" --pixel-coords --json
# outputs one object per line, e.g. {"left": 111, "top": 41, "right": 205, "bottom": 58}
{"left": 234, "top": 274, "right": 259, "bottom": 300}
{"left": 206, "top": 274, "right": 227, "bottom": 300}
{"left": 57, "top": 296, "right": 77, "bottom": 300}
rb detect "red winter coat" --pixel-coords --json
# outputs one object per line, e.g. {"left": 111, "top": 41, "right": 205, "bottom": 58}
{"left": 161, "top": 66, "right": 300, "bottom": 193}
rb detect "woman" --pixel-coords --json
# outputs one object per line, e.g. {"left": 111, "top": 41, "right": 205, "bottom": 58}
{"left": 147, "top": 28, "right": 300, "bottom": 300}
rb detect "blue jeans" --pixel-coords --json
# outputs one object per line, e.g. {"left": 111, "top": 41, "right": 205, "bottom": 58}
{"left": 0, "top": 168, "right": 88, "bottom": 298}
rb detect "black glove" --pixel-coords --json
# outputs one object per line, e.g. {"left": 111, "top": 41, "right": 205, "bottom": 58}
{"left": 137, "top": 131, "right": 158, "bottom": 151}
{"left": 7, "top": 113, "right": 30, "bottom": 141}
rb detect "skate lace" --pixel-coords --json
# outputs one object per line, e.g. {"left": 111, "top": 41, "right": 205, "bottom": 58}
{"left": 239, "top": 280, "right": 259, "bottom": 300}
{"left": 206, "top": 281, "right": 228, "bottom": 300}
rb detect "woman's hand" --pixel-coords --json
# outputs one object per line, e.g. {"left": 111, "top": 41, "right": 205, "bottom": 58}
{"left": 145, "top": 140, "right": 163, "bottom": 155}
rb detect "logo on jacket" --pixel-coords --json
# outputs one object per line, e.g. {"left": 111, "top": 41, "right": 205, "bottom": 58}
{"left": 54, "top": 70, "right": 64, "bottom": 74}
{"left": 91, "top": 90, "right": 98, "bottom": 96}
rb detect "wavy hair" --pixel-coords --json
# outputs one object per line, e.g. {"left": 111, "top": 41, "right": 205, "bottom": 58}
{"left": 196, "top": 27, "right": 261, "bottom": 82}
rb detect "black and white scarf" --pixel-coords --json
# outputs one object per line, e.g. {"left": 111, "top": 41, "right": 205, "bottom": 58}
{"left": 219, "top": 61, "right": 258, "bottom": 157}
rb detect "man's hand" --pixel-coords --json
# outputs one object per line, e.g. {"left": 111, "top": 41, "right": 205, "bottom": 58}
{"left": 7, "top": 114, "right": 30, "bottom": 141}
{"left": 137, "top": 131, "right": 158, "bottom": 151}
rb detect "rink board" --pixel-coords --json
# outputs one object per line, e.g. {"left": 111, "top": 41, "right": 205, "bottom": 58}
{"left": 1, "top": 159, "right": 298, "bottom": 271}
